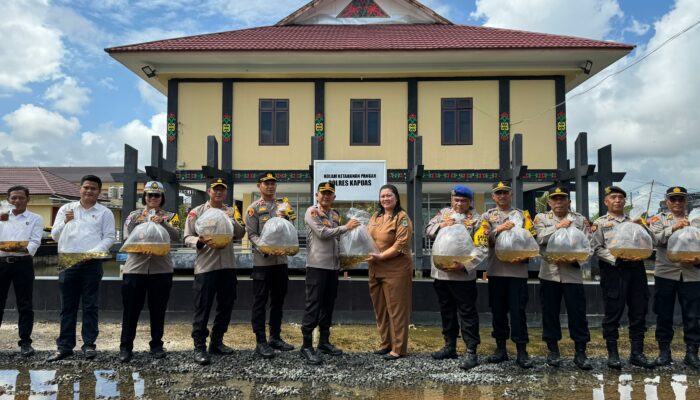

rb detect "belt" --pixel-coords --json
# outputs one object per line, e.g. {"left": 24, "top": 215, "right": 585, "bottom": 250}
{"left": 0, "top": 256, "right": 29, "bottom": 264}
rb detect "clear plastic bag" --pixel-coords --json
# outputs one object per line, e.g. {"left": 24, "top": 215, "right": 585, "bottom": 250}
{"left": 120, "top": 215, "right": 171, "bottom": 256}
{"left": 431, "top": 223, "right": 484, "bottom": 272}
{"left": 495, "top": 210, "right": 539, "bottom": 263}
{"left": 545, "top": 220, "right": 592, "bottom": 264}
{"left": 259, "top": 217, "right": 299, "bottom": 256}
{"left": 339, "top": 208, "right": 378, "bottom": 270}
{"left": 667, "top": 226, "right": 700, "bottom": 264}
{"left": 608, "top": 209, "right": 653, "bottom": 261}
{"left": 0, "top": 201, "right": 32, "bottom": 252}
{"left": 195, "top": 208, "right": 234, "bottom": 249}
{"left": 690, "top": 208, "right": 700, "bottom": 229}
{"left": 57, "top": 206, "right": 109, "bottom": 270}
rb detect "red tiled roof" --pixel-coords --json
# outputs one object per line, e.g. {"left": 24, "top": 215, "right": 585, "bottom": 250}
{"left": 0, "top": 167, "right": 81, "bottom": 199}
{"left": 105, "top": 24, "right": 633, "bottom": 53}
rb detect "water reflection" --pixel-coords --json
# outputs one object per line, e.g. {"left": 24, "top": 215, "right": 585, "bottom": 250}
{"left": 0, "top": 369, "right": 699, "bottom": 399}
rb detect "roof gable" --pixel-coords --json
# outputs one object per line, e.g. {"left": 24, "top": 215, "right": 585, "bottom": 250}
{"left": 277, "top": 0, "right": 450, "bottom": 26}
{"left": 0, "top": 167, "right": 81, "bottom": 199}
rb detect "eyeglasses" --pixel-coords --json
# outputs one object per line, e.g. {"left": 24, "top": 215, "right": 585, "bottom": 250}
{"left": 668, "top": 197, "right": 686, "bottom": 203}
{"left": 146, "top": 193, "right": 162, "bottom": 198}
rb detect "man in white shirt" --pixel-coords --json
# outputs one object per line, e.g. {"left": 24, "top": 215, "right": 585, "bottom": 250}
{"left": 47, "top": 175, "right": 115, "bottom": 362}
{"left": 0, "top": 186, "right": 44, "bottom": 357}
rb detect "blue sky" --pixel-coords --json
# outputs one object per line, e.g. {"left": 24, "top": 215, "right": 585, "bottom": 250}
{"left": 0, "top": 0, "right": 698, "bottom": 210}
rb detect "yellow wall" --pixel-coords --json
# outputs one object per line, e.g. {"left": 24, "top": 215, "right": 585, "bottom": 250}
{"left": 510, "top": 80, "right": 557, "bottom": 169}
{"left": 233, "top": 82, "right": 314, "bottom": 170}
{"left": 27, "top": 196, "right": 55, "bottom": 228}
{"left": 418, "top": 81, "right": 499, "bottom": 169}
{"left": 325, "top": 82, "right": 407, "bottom": 169}
{"left": 178, "top": 83, "right": 223, "bottom": 169}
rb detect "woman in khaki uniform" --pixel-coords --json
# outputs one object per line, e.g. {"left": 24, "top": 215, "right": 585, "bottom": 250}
{"left": 367, "top": 184, "right": 414, "bottom": 360}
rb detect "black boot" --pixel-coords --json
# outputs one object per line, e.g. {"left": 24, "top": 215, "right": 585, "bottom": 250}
{"left": 573, "top": 342, "right": 592, "bottom": 371}
{"left": 317, "top": 331, "right": 343, "bottom": 356}
{"left": 606, "top": 340, "right": 622, "bottom": 369}
{"left": 431, "top": 337, "right": 458, "bottom": 360}
{"left": 655, "top": 342, "right": 672, "bottom": 366}
{"left": 629, "top": 340, "right": 655, "bottom": 369}
{"left": 300, "top": 332, "right": 321, "bottom": 365}
{"left": 486, "top": 340, "right": 509, "bottom": 363}
{"left": 459, "top": 344, "right": 478, "bottom": 370}
{"left": 269, "top": 335, "right": 295, "bottom": 351}
{"left": 515, "top": 343, "right": 533, "bottom": 369}
{"left": 545, "top": 341, "right": 561, "bottom": 367}
{"left": 684, "top": 344, "right": 700, "bottom": 370}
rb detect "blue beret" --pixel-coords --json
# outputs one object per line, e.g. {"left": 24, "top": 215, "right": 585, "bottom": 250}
{"left": 451, "top": 185, "right": 473, "bottom": 199}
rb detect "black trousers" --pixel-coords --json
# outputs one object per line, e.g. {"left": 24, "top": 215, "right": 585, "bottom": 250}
{"left": 0, "top": 256, "right": 34, "bottom": 346}
{"left": 120, "top": 273, "right": 173, "bottom": 351}
{"left": 488, "top": 276, "right": 529, "bottom": 344}
{"left": 57, "top": 260, "right": 103, "bottom": 352}
{"left": 654, "top": 276, "right": 700, "bottom": 345}
{"left": 599, "top": 261, "right": 648, "bottom": 342}
{"left": 192, "top": 269, "right": 237, "bottom": 349}
{"left": 301, "top": 267, "right": 339, "bottom": 336}
{"left": 251, "top": 264, "right": 288, "bottom": 342}
{"left": 433, "top": 279, "right": 480, "bottom": 348}
{"left": 539, "top": 278, "right": 590, "bottom": 345}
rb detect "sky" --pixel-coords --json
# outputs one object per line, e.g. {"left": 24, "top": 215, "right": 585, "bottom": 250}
{"left": 0, "top": 0, "right": 698, "bottom": 212}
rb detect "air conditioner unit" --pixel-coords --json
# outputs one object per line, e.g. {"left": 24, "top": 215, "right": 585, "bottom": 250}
{"left": 108, "top": 187, "right": 119, "bottom": 199}
{"left": 118, "top": 187, "right": 124, "bottom": 199}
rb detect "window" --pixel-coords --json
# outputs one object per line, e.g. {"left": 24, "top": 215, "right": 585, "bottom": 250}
{"left": 350, "top": 99, "right": 381, "bottom": 145}
{"left": 441, "top": 98, "right": 473, "bottom": 145}
{"left": 259, "top": 99, "right": 289, "bottom": 145}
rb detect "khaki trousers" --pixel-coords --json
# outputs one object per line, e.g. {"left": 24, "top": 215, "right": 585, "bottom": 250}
{"left": 368, "top": 271, "right": 412, "bottom": 355}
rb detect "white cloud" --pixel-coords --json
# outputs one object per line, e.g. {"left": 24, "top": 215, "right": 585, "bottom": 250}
{"left": 418, "top": 0, "right": 453, "bottom": 20}
{"left": 624, "top": 18, "right": 651, "bottom": 36}
{"left": 202, "top": 0, "right": 307, "bottom": 27}
{"left": 98, "top": 77, "right": 118, "bottom": 91}
{"left": 3, "top": 104, "right": 80, "bottom": 141}
{"left": 44, "top": 77, "right": 91, "bottom": 114}
{"left": 470, "top": 0, "right": 624, "bottom": 40}
{"left": 567, "top": 0, "right": 700, "bottom": 193}
{"left": 138, "top": 80, "right": 167, "bottom": 112}
{"left": 120, "top": 27, "right": 190, "bottom": 46}
{"left": 0, "top": 0, "right": 64, "bottom": 91}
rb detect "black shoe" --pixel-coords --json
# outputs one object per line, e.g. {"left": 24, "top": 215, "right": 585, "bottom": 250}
{"left": 459, "top": 350, "right": 478, "bottom": 370}
{"left": 515, "top": 344, "right": 533, "bottom": 369}
{"left": 373, "top": 347, "right": 391, "bottom": 355}
{"left": 255, "top": 342, "right": 275, "bottom": 359}
{"left": 630, "top": 341, "right": 655, "bottom": 369}
{"left": 300, "top": 347, "right": 322, "bottom": 365}
{"left": 269, "top": 337, "right": 294, "bottom": 351}
{"left": 194, "top": 349, "right": 211, "bottom": 365}
{"left": 383, "top": 353, "right": 402, "bottom": 361}
{"left": 655, "top": 343, "right": 672, "bottom": 366}
{"left": 209, "top": 342, "right": 234, "bottom": 355}
{"left": 431, "top": 345, "right": 458, "bottom": 360}
{"left": 150, "top": 347, "right": 167, "bottom": 359}
{"left": 486, "top": 341, "right": 509, "bottom": 364}
{"left": 47, "top": 350, "right": 73, "bottom": 362}
{"left": 20, "top": 344, "right": 35, "bottom": 357}
{"left": 606, "top": 341, "right": 622, "bottom": 370}
{"left": 318, "top": 342, "right": 343, "bottom": 356}
{"left": 574, "top": 350, "right": 593, "bottom": 370}
{"left": 83, "top": 347, "right": 97, "bottom": 360}
{"left": 684, "top": 344, "right": 700, "bottom": 370}
{"left": 546, "top": 342, "right": 561, "bottom": 367}
{"left": 119, "top": 350, "right": 133, "bottom": 363}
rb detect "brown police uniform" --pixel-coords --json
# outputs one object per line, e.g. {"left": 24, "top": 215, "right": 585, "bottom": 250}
{"left": 368, "top": 210, "right": 413, "bottom": 356}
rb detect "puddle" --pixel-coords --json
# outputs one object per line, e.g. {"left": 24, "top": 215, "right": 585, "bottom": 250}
{"left": 1, "top": 368, "right": 700, "bottom": 399}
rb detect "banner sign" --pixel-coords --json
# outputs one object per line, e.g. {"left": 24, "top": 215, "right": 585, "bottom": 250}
{"left": 313, "top": 160, "right": 387, "bottom": 201}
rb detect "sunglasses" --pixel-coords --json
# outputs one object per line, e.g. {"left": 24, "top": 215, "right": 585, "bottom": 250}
{"left": 668, "top": 196, "right": 686, "bottom": 203}
{"left": 146, "top": 193, "right": 162, "bottom": 198}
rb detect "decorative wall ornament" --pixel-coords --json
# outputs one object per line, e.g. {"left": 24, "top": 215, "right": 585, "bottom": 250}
{"left": 314, "top": 112, "right": 324, "bottom": 139}
{"left": 337, "top": 0, "right": 389, "bottom": 18}
{"left": 222, "top": 113, "right": 232, "bottom": 143}
{"left": 556, "top": 111, "right": 566, "bottom": 142}
{"left": 408, "top": 113, "right": 418, "bottom": 142}
{"left": 499, "top": 112, "right": 510, "bottom": 142}
{"left": 167, "top": 113, "right": 177, "bottom": 142}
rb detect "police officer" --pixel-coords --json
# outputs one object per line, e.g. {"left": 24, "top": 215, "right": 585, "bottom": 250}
{"left": 0, "top": 185, "right": 43, "bottom": 357}
{"left": 184, "top": 178, "right": 246, "bottom": 365}
{"left": 425, "top": 184, "right": 484, "bottom": 370}
{"left": 533, "top": 186, "right": 592, "bottom": 370}
{"left": 649, "top": 186, "right": 700, "bottom": 369}
{"left": 300, "top": 182, "right": 360, "bottom": 365}
{"left": 591, "top": 185, "right": 655, "bottom": 369}
{"left": 481, "top": 181, "right": 537, "bottom": 368}
{"left": 245, "top": 172, "right": 296, "bottom": 359}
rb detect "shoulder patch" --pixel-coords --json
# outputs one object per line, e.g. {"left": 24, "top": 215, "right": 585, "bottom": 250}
{"left": 591, "top": 225, "right": 597, "bottom": 233}
{"left": 247, "top": 207, "right": 255, "bottom": 217}
{"left": 401, "top": 218, "right": 409, "bottom": 227}
{"left": 310, "top": 209, "right": 318, "bottom": 218}
{"left": 187, "top": 210, "right": 198, "bottom": 221}
{"left": 649, "top": 216, "right": 660, "bottom": 224}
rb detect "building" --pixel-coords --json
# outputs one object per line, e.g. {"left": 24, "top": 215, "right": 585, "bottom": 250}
{"left": 106, "top": 0, "right": 633, "bottom": 230}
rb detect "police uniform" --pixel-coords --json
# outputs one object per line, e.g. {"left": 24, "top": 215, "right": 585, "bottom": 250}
{"left": 591, "top": 185, "right": 654, "bottom": 368}
{"left": 119, "top": 181, "right": 180, "bottom": 359}
{"left": 649, "top": 186, "right": 700, "bottom": 368}
{"left": 0, "top": 203, "right": 43, "bottom": 355}
{"left": 533, "top": 186, "right": 592, "bottom": 368}
{"left": 183, "top": 179, "right": 246, "bottom": 353}
{"left": 424, "top": 185, "right": 483, "bottom": 363}
{"left": 300, "top": 182, "right": 349, "bottom": 362}
{"left": 244, "top": 172, "right": 297, "bottom": 347}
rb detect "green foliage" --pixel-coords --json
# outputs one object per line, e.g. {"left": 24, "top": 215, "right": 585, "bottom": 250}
{"left": 535, "top": 192, "right": 549, "bottom": 214}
